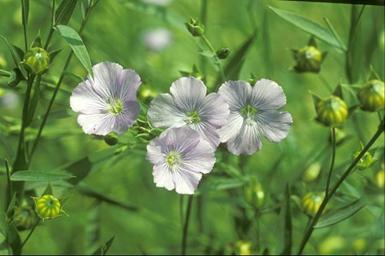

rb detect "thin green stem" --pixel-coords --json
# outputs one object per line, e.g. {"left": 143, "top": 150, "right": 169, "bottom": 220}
{"left": 43, "top": 0, "right": 56, "bottom": 49}
{"left": 325, "top": 127, "right": 336, "bottom": 196}
{"left": 181, "top": 195, "right": 193, "bottom": 255}
{"left": 200, "top": 35, "right": 225, "bottom": 81}
{"left": 21, "top": 220, "right": 40, "bottom": 249}
{"left": 21, "top": 0, "right": 29, "bottom": 51}
{"left": 297, "top": 119, "right": 384, "bottom": 254}
{"left": 0, "top": 69, "right": 11, "bottom": 77}
{"left": 4, "top": 160, "right": 12, "bottom": 210}
{"left": 199, "top": 0, "right": 208, "bottom": 76}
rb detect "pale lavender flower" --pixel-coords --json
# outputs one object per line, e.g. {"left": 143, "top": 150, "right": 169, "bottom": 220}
{"left": 147, "top": 127, "right": 215, "bottom": 194}
{"left": 143, "top": 28, "right": 172, "bottom": 52}
{"left": 218, "top": 79, "right": 293, "bottom": 155}
{"left": 70, "top": 62, "right": 141, "bottom": 135}
{"left": 148, "top": 77, "right": 229, "bottom": 148}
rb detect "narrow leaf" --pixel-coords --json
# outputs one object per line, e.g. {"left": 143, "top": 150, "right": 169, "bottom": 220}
{"left": 10, "top": 170, "right": 74, "bottom": 182}
{"left": 315, "top": 199, "right": 365, "bottom": 228}
{"left": 269, "top": 6, "right": 346, "bottom": 51}
{"left": 92, "top": 236, "right": 115, "bottom": 255}
{"left": 55, "top": 25, "right": 92, "bottom": 74}
{"left": 55, "top": 0, "right": 78, "bottom": 25}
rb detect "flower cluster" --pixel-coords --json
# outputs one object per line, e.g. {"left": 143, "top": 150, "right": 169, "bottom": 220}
{"left": 70, "top": 62, "right": 292, "bottom": 194}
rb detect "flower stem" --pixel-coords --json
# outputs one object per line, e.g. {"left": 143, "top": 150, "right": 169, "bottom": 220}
{"left": 297, "top": 119, "right": 384, "bottom": 254}
{"left": 200, "top": 35, "right": 225, "bottom": 81}
{"left": 325, "top": 127, "right": 336, "bottom": 196}
{"left": 181, "top": 195, "right": 193, "bottom": 255}
{"left": 21, "top": 0, "right": 29, "bottom": 51}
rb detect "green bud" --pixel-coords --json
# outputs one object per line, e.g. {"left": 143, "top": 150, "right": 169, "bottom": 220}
{"left": 34, "top": 194, "right": 62, "bottom": 220}
{"left": 316, "top": 96, "right": 348, "bottom": 127}
{"left": 358, "top": 79, "right": 384, "bottom": 112}
{"left": 23, "top": 47, "right": 50, "bottom": 74}
{"left": 185, "top": 18, "right": 204, "bottom": 37}
{"left": 302, "top": 192, "right": 324, "bottom": 216}
{"left": 104, "top": 132, "right": 119, "bottom": 146}
{"left": 139, "top": 85, "right": 157, "bottom": 103}
{"left": 292, "top": 38, "right": 326, "bottom": 73}
{"left": 216, "top": 47, "right": 230, "bottom": 59}
{"left": 354, "top": 148, "right": 374, "bottom": 170}
{"left": 0, "top": 88, "right": 4, "bottom": 97}
{"left": 243, "top": 177, "right": 264, "bottom": 208}
{"left": 303, "top": 162, "right": 321, "bottom": 182}
{"left": 12, "top": 202, "right": 39, "bottom": 231}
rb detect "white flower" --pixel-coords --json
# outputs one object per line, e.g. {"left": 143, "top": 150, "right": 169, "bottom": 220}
{"left": 218, "top": 79, "right": 293, "bottom": 155}
{"left": 146, "top": 127, "right": 215, "bottom": 194}
{"left": 70, "top": 62, "right": 141, "bottom": 136}
{"left": 143, "top": 28, "right": 172, "bottom": 52}
{"left": 148, "top": 77, "right": 230, "bottom": 148}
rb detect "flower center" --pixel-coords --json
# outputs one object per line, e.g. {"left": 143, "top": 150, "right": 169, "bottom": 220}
{"left": 109, "top": 99, "right": 123, "bottom": 115}
{"left": 185, "top": 111, "right": 201, "bottom": 124}
{"left": 240, "top": 104, "right": 258, "bottom": 119}
{"left": 166, "top": 151, "right": 181, "bottom": 168}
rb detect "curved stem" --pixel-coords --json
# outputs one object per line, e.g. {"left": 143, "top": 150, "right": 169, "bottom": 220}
{"left": 181, "top": 195, "right": 193, "bottom": 255}
{"left": 325, "top": 127, "right": 336, "bottom": 196}
{"left": 200, "top": 35, "right": 225, "bottom": 81}
{"left": 297, "top": 119, "right": 384, "bottom": 254}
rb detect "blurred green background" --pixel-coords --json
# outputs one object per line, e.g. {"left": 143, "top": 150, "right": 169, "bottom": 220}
{"left": 0, "top": 0, "right": 384, "bottom": 254}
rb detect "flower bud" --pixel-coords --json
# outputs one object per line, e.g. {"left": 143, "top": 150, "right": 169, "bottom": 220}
{"left": 292, "top": 41, "right": 326, "bottom": 73}
{"left": 104, "top": 132, "right": 119, "bottom": 146}
{"left": 235, "top": 241, "right": 252, "bottom": 255}
{"left": 12, "top": 203, "right": 39, "bottom": 230}
{"left": 185, "top": 18, "right": 204, "bottom": 37}
{"left": 302, "top": 192, "right": 324, "bottom": 216}
{"left": 302, "top": 162, "right": 321, "bottom": 182}
{"left": 23, "top": 47, "right": 50, "bottom": 74}
{"left": 34, "top": 194, "right": 62, "bottom": 220}
{"left": 216, "top": 48, "right": 230, "bottom": 59}
{"left": 243, "top": 177, "right": 264, "bottom": 208}
{"left": 358, "top": 79, "right": 385, "bottom": 112}
{"left": 375, "top": 170, "right": 384, "bottom": 189}
{"left": 316, "top": 96, "right": 348, "bottom": 127}
{"left": 354, "top": 149, "right": 374, "bottom": 170}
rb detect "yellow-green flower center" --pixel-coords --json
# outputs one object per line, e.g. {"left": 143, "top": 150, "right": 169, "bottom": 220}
{"left": 166, "top": 151, "right": 181, "bottom": 168}
{"left": 109, "top": 99, "right": 123, "bottom": 115}
{"left": 240, "top": 104, "right": 258, "bottom": 119}
{"left": 185, "top": 111, "right": 201, "bottom": 124}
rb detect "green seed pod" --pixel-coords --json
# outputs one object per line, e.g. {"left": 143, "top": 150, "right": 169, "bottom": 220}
{"left": 34, "top": 194, "right": 62, "bottom": 220}
{"left": 185, "top": 18, "right": 204, "bottom": 37}
{"left": 316, "top": 96, "right": 348, "bottom": 127}
{"left": 104, "top": 132, "right": 119, "bottom": 146}
{"left": 23, "top": 47, "right": 50, "bottom": 74}
{"left": 12, "top": 203, "right": 39, "bottom": 231}
{"left": 375, "top": 170, "right": 384, "bottom": 189}
{"left": 243, "top": 177, "right": 265, "bottom": 208}
{"left": 216, "top": 48, "right": 230, "bottom": 59}
{"left": 302, "top": 192, "right": 324, "bottom": 216}
{"left": 292, "top": 45, "right": 326, "bottom": 73}
{"left": 358, "top": 79, "right": 385, "bottom": 112}
{"left": 303, "top": 162, "right": 321, "bottom": 182}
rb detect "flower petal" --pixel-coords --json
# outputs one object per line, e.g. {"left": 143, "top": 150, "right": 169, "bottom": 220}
{"left": 189, "top": 122, "right": 221, "bottom": 148}
{"left": 251, "top": 79, "right": 287, "bottom": 110}
{"left": 256, "top": 110, "right": 293, "bottom": 142}
{"left": 146, "top": 141, "right": 164, "bottom": 165}
{"left": 227, "top": 121, "right": 262, "bottom": 155}
{"left": 70, "top": 79, "right": 108, "bottom": 114}
{"left": 91, "top": 62, "right": 123, "bottom": 99}
{"left": 173, "top": 169, "right": 202, "bottom": 194}
{"left": 153, "top": 164, "right": 175, "bottom": 191}
{"left": 182, "top": 139, "right": 215, "bottom": 174}
{"left": 170, "top": 77, "right": 206, "bottom": 112}
{"left": 148, "top": 93, "right": 186, "bottom": 128}
{"left": 218, "top": 80, "right": 251, "bottom": 111}
{"left": 198, "top": 93, "right": 230, "bottom": 127}
{"left": 112, "top": 101, "right": 140, "bottom": 134}
{"left": 77, "top": 113, "right": 115, "bottom": 136}
{"left": 218, "top": 113, "right": 244, "bottom": 143}
{"left": 117, "top": 69, "right": 141, "bottom": 101}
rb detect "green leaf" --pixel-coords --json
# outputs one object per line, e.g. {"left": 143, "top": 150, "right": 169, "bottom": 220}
{"left": 55, "top": 25, "right": 92, "bottom": 74}
{"left": 315, "top": 199, "right": 365, "bottom": 229}
{"left": 281, "top": 184, "right": 292, "bottom": 255}
{"left": 269, "top": 6, "right": 346, "bottom": 51}
{"left": 55, "top": 0, "right": 78, "bottom": 25}
{"left": 0, "top": 36, "right": 28, "bottom": 78}
{"left": 92, "top": 236, "right": 115, "bottom": 255}
{"left": 10, "top": 170, "right": 74, "bottom": 182}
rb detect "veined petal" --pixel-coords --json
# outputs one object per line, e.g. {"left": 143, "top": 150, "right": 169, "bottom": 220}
{"left": 148, "top": 93, "right": 185, "bottom": 128}
{"left": 198, "top": 93, "right": 230, "bottom": 127}
{"left": 153, "top": 164, "right": 175, "bottom": 191}
{"left": 218, "top": 80, "right": 251, "bottom": 111}
{"left": 146, "top": 142, "right": 164, "bottom": 165}
{"left": 251, "top": 79, "right": 287, "bottom": 110}
{"left": 189, "top": 122, "right": 220, "bottom": 148}
{"left": 227, "top": 121, "right": 262, "bottom": 155}
{"left": 182, "top": 139, "right": 215, "bottom": 174}
{"left": 218, "top": 113, "right": 244, "bottom": 143}
{"left": 77, "top": 113, "right": 115, "bottom": 136}
{"left": 173, "top": 169, "right": 202, "bottom": 195}
{"left": 91, "top": 62, "right": 123, "bottom": 99}
{"left": 70, "top": 79, "right": 108, "bottom": 114}
{"left": 256, "top": 110, "right": 293, "bottom": 142}
{"left": 113, "top": 101, "right": 140, "bottom": 134}
{"left": 162, "top": 126, "right": 201, "bottom": 155}
{"left": 170, "top": 77, "right": 206, "bottom": 112}
{"left": 118, "top": 69, "right": 141, "bottom": 101}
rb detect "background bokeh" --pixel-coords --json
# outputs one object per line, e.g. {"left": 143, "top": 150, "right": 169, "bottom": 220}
{"left": 0, "top": 0, "right": 384, "bottom": 254}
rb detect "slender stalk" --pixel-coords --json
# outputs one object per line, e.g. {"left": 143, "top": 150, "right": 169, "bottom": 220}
{"left": 0, "top": 69, "right": 11, "bottom": 77}
{"left": 199, "top": 0, "right": 208, "bottom": 76}
{"left": 325, "top": 127, "right": 336, "bottom": 196}
{"left": 181, "top": 195, "right": 193, "bottom": 255}
{"left": 200, "top": 35, "right": 225, "bottom": 81}
{"left": 297, "top": 119, "right": 384, "bottom": 254}
{"left": 21, "top": 0, "right": 29, "bottom": 51}
{"left": 4, "top": 160, "right": 12, "bottom": 209}
{"left": 43, "top": 0, "right": 56, "bottom": 49}
{"left": 21, "top": 220, "right": 40, "bottom": 249}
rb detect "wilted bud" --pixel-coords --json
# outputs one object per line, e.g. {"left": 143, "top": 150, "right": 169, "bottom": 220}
{"left": 23, "top": 47, "right": 50, "bottom": 74}
{"left": 185, "top": 18, "right": 204, "bottom": 37}
{"left": 216, "top": 47, "right": 230, "bottom": 59}
{"left": 302, "top": 192, "right": 324, "bottom": 216}
{"left": 104, "top": 132, "right": 119, "bottom": 146}
{"left": 357, "top": 79, "right": 384, "bottom": 112}
{"left": 354, "top": 148, "right": 374, "bottom": 170}
{"left": 375, "top": 170, "right": 384, "bottom": 189}
{"left": 235, "top": 241, "right": 252, "bottom": 256}
{"left": 303, "top": 163, "right": 321, "bottom": 182}
{"left": 292, "top": 38, "right": 326, "bottom": 73}
{"left": 12, "top": 202, "right": 39, "bottom": 230}
{"left": 243, "top": 177, "right": 264, "bottom": 208}
{"left": 316, "top": 96, "right": 348, "bottom": 127}
{"left": 33, "top": 194, "right": 62, "bottom": 220}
